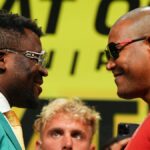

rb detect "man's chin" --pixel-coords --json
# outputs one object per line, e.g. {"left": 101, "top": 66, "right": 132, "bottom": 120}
{"left": 14, "top": 98, "right": 39, "bottom": 109}
{"left": 117, "top": 91, "right": 135, "bottom": 100}
{"left": 26, "top": 99, "right": 39, "bottom": 109}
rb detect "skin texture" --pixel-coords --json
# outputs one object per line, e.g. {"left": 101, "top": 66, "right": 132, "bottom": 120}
{"left": 0, "top": 28, "right": 48, "bottom": 108}
{"left": 35, "top": 112, "right": 95, "bottom": 150}
{"left": 106, "top": 9, "right": 150, "bottom": 103}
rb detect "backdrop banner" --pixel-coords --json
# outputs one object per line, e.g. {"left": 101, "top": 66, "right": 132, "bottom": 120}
{"left": 0, "top": 0, "right": 149, "bottom": 149}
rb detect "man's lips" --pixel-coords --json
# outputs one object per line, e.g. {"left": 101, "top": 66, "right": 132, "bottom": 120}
{"left": 35, "top": 79, "right": 43, "bottom": 85}
{"left": 113, "top": 70, "right": 124, "bottom": 78}
{"left": 34, "top": 79, "right": 43, "bottom": 95}
{"left": 34, "top": 83, "right": 42, "bottom": 95}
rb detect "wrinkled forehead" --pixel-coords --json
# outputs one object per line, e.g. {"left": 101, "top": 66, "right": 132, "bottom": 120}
{"left": 49, "top": 111, "right": 92, "bottom": 128}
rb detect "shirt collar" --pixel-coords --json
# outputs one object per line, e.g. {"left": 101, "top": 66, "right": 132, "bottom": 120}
{"left": 0, "top": 92, "right": 11, "bottom": 113}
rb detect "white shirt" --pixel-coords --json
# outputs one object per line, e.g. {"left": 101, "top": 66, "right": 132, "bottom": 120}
{"left": 0, "top": 92, "right": 11, "bottom": 113}
{"left": 0, "top": 92, "right": 17, "bottom": 135}
{"left": 0, "top": 93, "right": 25, "bottom": 149}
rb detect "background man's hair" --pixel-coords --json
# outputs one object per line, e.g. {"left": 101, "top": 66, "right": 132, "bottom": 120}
{"left": 34, "top": 97, "right": 100, "bottom": 136}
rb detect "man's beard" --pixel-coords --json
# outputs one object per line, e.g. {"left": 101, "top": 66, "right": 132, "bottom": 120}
{"left": 7, "top": 84, "right": 39, "bottom": 109}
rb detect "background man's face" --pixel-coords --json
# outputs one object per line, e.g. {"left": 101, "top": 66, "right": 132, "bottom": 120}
{"left": 36, "top": 112, "right": 94, "bottom": 150}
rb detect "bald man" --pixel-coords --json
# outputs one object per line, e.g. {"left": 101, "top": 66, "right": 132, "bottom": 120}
{"left": 105, "top": 7, "right": 150, "bottom": 150}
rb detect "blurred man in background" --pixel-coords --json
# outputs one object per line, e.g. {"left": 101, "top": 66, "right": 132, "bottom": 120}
{"left": 34, "top": 98, "right": 100, "bottom": 150}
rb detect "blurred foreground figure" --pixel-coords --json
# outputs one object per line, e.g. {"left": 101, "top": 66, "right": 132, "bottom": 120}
{"left": 106, "top": 6, "right": 150, "bottom": 150}
{"left": 34, "top": 98, "right": 100, "bottom": 150}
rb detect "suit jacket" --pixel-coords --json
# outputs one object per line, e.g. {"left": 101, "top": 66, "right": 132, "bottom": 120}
{"left": 0, "top": 112, "right": 22, "bottom": 150}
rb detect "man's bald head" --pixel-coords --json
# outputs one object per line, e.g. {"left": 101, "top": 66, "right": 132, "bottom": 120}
{"left": 110, "top": 7, "right": 150, "bottom": 39}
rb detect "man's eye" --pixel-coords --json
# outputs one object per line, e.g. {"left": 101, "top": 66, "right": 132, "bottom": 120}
{"left": 50, "top": 130, "right": 63, "bottom": 138}
{"left": 32, "top": 58, "right": 39, "bottom": 63}
{"left": 24, "top": 52, "right": 39, "bottom": 63}
{"left": 72, "top": 132, "right": 83, "bottom": 140}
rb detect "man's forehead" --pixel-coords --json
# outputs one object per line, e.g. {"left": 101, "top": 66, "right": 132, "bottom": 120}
{"left": 22, "top": 28, "right": 41, "bottom": 42}
{"left": 109, "top": 19, "right": 137, "bottom": 42}
{"left": 46, "top": 118, "right": 92, "bottom": 136}
{"left": 47, "top": 112, "right": 90, "bottom": 127}
{"left": 42, "top": 112, "right": 93, "bottom": 138}
{"left": 19, "top": 28, "right": 42, "bottom": 52}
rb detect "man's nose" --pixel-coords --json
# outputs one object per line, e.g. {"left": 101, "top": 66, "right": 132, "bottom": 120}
{"left": 39, "top": 66, "right": 48, "bottom": 77}
{"left": 106, "top": 58, "right": 116, "bottom": 70}
{"left": 62, "top": 135, "right": 73, "bottom": 150}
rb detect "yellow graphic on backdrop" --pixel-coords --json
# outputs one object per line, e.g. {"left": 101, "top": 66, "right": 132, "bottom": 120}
{"left": 0, "top": 0, "right": 149, "bottom": 149}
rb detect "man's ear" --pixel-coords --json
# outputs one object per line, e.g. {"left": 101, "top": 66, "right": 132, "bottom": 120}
{"left": 0, "top": 56, "right": 6, "bottom": 73}
{"left": 147, "top": 37, "right": 150, "bottom": 43}
{"left": 90, "top": 144, "right": 96, "bottom": 150}
{"left": 35, "top": 140, "right": 42, "bottom": 150}
{"left": 146, "top": 37, "right": 150, "bottom": 47}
